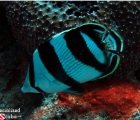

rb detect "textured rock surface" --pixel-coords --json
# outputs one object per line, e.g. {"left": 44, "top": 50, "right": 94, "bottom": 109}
{"left": 1, "top": 1, "right": 100, "bottom": 53}
{"left": 58, "top": 78, "right": 140, "bottom": 119}
{"left": 0, "top": 1, "right": 140, "bottom": 119}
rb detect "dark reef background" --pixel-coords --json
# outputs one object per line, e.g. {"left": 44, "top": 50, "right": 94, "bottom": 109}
{"left": 0, "top": 1, "right": 140, "bottom": 119}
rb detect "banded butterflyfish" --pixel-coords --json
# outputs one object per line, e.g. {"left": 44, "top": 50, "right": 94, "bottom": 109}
{"left": 21, "top": 23, "right": 124, "bottom": 95}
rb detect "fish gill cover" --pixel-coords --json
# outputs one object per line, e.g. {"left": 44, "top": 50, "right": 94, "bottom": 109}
{"left": 0, "top": 1, "right": 140, "bottom": 119}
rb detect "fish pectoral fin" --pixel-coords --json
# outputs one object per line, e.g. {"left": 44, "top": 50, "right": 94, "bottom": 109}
{"left": 63, "top": 86, "right": 85, "bottom": 95}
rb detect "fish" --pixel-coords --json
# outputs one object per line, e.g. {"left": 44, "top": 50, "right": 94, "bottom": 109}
{"left": 21, "top": 23, "right": 124, "bottom": 95}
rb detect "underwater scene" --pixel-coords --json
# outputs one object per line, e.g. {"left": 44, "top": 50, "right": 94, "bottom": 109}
{"left": 0, "top": 1, "right": 140, "bottom": 120}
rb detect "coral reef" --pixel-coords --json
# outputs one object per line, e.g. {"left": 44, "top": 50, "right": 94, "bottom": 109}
{"left": 0, "top": 1, "right": 99, "bottom": 53}
{"left": 0, "top": 1, "right": 140, "bottom": 119}
{"left": 58, "top": 78, "right": 140, "bottom": 119}
{"left": 130, "top": 110, "right": 140, "bottom": 120}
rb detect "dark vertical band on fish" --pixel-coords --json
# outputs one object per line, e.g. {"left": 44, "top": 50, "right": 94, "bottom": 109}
{"left": 64, "top": 28, "right": 108, "bottom": 72}
{"left": 38, "top": 42, "right": 80, "bottom": 87}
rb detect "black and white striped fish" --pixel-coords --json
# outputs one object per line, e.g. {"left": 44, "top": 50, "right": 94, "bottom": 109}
{"left": 21, "top": 23, "right": 124, "bottom": 95}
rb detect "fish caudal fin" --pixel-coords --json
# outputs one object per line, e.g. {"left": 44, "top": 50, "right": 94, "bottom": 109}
{"left": 21, "top": 67, "right": 40, "bottom": 93}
